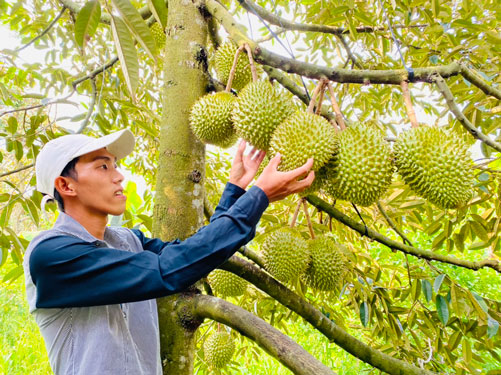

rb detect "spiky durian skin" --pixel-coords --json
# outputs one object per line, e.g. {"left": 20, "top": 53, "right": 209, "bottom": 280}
{"left": 302, "top": 236, "right": 345, "bottom": 292}
{"left": 151, "top": 22, "right": 166, "bottom": 50}
{"left": 189, "top": 92, "right": 237, "bottom": 148}
{"left": 324, "top": 124, "right": 393, "bottom": 206}
{"left": 269, "top": 111, "right": 337, "bottom": 172}
{"left": 232, "top": 81, "right": 295, "bottom": 151}
{"left": 394, "top": 126, "right": 473, "bottom": 209}
{"left": 208, "top": 269, "right": 247, "bottom": 297}
{"left": 261, "top": 228, "right": 309, "bottom": 283}
{"left": 204, "top": 332, "right": 235, "bottom": 369}
{"left": 214, "top": 42, "right": 253, "bottom": 91}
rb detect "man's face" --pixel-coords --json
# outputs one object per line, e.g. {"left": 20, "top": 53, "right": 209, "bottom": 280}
{"left": 70, "top": 148, "right": 127, "bottom": 216}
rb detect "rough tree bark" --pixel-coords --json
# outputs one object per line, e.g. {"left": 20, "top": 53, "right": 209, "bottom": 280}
{"left": 152, "top": 0, "right": 208, "bottom": 373}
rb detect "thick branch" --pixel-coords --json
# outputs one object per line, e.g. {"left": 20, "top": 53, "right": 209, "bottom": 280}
{"left": 192, "top": 294, "right": 336, "bottom": 375}
{"left": 306, "top": 194, "right": 501, "bottom": 273}
{"left": 238, "top": 0, "right": 427, "bottom": 36}
{"left": 432, "top": 74, "right": 501, "bottom": 153}
{"left": 221, "top": 257, "right": 434, "bottom": 375}
{"left": 58, "top": 0, "right": 151, "bottom": 25}
{"left": 206, "top": 0, "right": 461, "bottom": 84}
{"left": 460, "top": 64, "right": 501, "bottom": 100}
{"left": 15, "top": 7, "right": 67, "bottom": 52}
{"left": 238, "top": 246, "right": 265, "bottom": 268}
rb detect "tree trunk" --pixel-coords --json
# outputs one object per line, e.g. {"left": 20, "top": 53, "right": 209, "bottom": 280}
{"left": 152, "top": 0, "right": 208, "bottom": 373}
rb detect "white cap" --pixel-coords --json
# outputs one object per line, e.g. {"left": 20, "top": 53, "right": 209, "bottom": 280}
{"left": 36, "top": 129, "right": 135, "bottom": 197}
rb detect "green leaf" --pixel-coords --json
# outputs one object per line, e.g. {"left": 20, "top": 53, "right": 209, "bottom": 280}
{"left": 147, "top": 0, "right": 167, "bottom": 29}
{"left": 433, "top": 274, "right": 446, "bottom": 292}
{"left": 111, "top": 0, "right": 157, "bottom": 61}
{"left": 360, "top": 301, "right": 369, "bottom": 327}
{"left": 421, "top": 279, "right": 432, "bottom": 302}
{"left": 2, "top": 265, "right": 24, "bottom": 283}
{"left": 472, "top": 292, "right": 489, "bottom": 313}
{"left": 488, "top": 315, "right": 499, "bottom": 338}
{"left": 74, "top": 0, "right": 101, "bottom": 48}
{"left": 110, "top": 15, "right": 139, "bottom": 99}
{"left": 436, "top": 295, "right": 449, "bottom": 325}
{"left": 7, "top": 116, "right": 17, "bottom": 133}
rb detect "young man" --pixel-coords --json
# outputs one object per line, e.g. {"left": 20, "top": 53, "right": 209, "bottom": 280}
{"left": 23, "top": 129, "right": 314, "bottom": 375}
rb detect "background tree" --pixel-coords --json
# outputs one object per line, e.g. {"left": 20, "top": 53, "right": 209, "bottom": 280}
{"left": 0, "top": 0, "right": 500, "bottom": 374}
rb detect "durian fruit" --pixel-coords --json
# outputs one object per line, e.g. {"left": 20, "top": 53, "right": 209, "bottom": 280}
{"left": 232, "top": 81, "right": 295, "bottom": 151}
{"left": 151, "top": 22, "right": 166, "bottom": 51}
{"left": 394, "top": 126, "right": 473, "bottom": 209}
{"left": 261, "top": 227, "right": 309, "bottom": 283}
{"left": 204, "top": 331, "right": 235, "bottom": 369}
{"left": 214, "top": 42, "right": 252, "bottom": 91}
{"left": 324, "top": 124, "right": 393, "bottom": 206}
{"left": 189, "top": 91, "right": 238, "bottom": 148}
{"left": 269, "top": 111, "right": 337, "bottom": 172}
{"left": 299, "top": 159, "right": 336, "bottom": 197}
{"left": 208, "top": 269, "right": 247, "bottom": 297}
{"left": 302, "top": 236, "right": 345, "bottom": 292}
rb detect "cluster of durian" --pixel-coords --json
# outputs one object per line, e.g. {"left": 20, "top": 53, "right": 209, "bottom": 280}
{"left": 203, "top": 331, "right": 235, "bottom": 369}
{"left": 190, "top": 41, "right": 474, "bottom": 211}
{"left": 262, "top": 228, "right": 346, "bottom": 292}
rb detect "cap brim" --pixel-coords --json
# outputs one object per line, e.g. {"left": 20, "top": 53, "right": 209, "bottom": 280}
{"left": 74, "top": 129, "right": 135, "bottom": 160}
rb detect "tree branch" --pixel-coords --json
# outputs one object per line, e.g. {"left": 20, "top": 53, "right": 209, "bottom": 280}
{"left": 0, "top": 164, "right": 34, "bottom": 178}
{"left": 76, "top": 77, "right": 97, "bottom": 133}
{"left": 376, "top": 201, "right": 413, "bottom": 246}
{"left": 221, "top": 257, "right": 435, "bottom": 375}
{"left": 432, "top": 73, "right": 501, "bottom": 153}
{"left": 460, "top": 64, "right": 501, "bottom": 100}
{"left": 336, "top": 35, "right": 363, "bottom": 69}
{"left": 191, "top": 294, "right": 336, "bottom": 375}
{"left": 15, "top": 6, "right": 67, "bottom": 52}
{"left": 206, "top": 0, "right": 461, "bottom": 85}
{"left": 0, "top": 89, "right": 76, "bottom": 118}
{"left": 71, "top": 56, "right": 120, "bottom": 89}
{"left": 238, "top": 0, "right": 427, "bottom": 36}
{"left": 306, "top": 194, "right": 501, "bottom": 273}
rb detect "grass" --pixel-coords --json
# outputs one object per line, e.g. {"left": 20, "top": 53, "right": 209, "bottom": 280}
{"left": 0, "top": 262, "right": 52, "bottom": 375}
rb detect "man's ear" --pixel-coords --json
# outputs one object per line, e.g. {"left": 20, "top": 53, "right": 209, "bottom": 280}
{"left": 54, "top": 176, "right": 77, "bottom": 197}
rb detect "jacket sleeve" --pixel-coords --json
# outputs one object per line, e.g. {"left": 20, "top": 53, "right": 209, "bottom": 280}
{"left": 29, "top": 186, "right": 268, "bottom": 308}
{"left": 134, "top": 182, "right": 247, "bottom": 254}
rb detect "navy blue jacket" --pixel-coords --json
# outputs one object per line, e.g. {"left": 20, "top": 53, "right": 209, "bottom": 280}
{"left": 29, "top": 183, "right": 268, "bottom": 308}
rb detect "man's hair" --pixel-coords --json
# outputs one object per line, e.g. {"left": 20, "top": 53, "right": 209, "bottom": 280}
{"left": 52, "top": 157, "right": 79, "bottom": 211}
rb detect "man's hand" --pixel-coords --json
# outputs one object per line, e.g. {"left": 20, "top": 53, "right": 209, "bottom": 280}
{"left": 255, "top": 154, "right": 315, "bottom": 202}
{"left": 229, "top": 140, "right": 266, "bottom": 190}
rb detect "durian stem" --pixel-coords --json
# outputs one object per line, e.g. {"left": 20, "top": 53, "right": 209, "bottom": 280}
{"left": 400, "top": 80, "right": 419, "bottom": 128}
{"left": 302, "top": 199, "right": 316, "bottom": 239}
{"left": 327, "top": 82, "right": 346, "bottom": 130}
{"left": 433, "top": 73, "right": 501, "bottom": 153}
{"left": 226, "top": 44, "right": 246, "bottom": 92}
{"left": 290, "top": 199, "right": 302, "bottom": 227}
{"left": 315, "top": 81, "right": 327, "bottom": 115}
{"left": 307, "top": 78, "right": 328, "bottom": 113}
{"left": 243, "top": 43, "right": 259, "bottom": 82}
